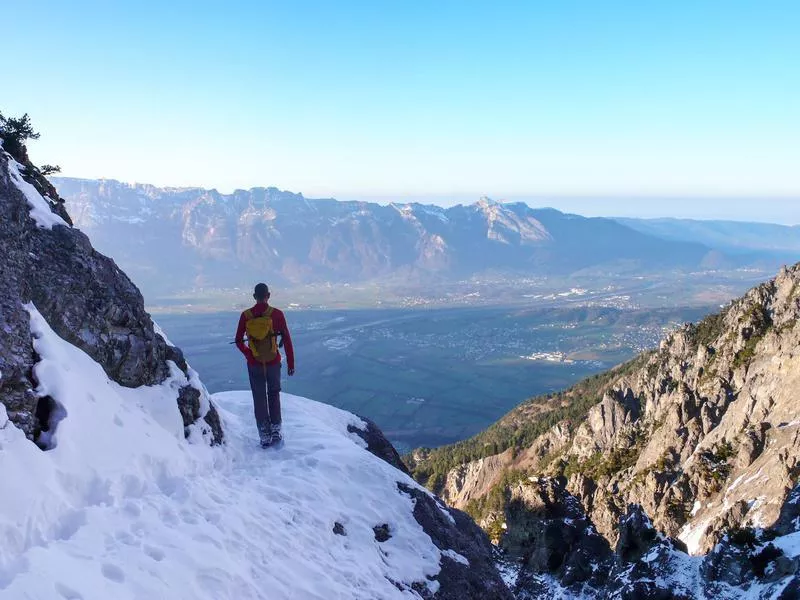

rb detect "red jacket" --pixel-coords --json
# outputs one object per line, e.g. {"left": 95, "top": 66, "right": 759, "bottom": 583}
{"left": 235, "top": 304, "right": 295, "bottom": 370}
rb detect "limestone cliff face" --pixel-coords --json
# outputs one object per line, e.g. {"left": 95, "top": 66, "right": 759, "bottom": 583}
{"left": 0, "top": 140, "right": 223, "bottom": 445}
{"left": 565, "top": 263, "right": 800, "bottom": 553}
{"left": 415, "top": 263, "right": 800, "bottom": 563}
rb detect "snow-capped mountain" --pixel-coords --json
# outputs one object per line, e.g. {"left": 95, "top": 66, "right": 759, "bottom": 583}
{"left": 53, "top": 178, "right": 722, "bottom": 296}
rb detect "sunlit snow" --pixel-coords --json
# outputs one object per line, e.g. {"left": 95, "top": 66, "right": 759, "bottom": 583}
{"left": 0, "top": 307, "right": 456, "bottom": 599}
{"left": 3, "top": 150, "right": 69, "bottom": 230}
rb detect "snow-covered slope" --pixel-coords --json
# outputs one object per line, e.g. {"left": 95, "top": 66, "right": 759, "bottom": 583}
{"left": 0, "top": 308, "right": 503, "bottom": 599}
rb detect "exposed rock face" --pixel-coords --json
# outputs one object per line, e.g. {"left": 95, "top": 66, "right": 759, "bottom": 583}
{"left": 437, "top": 423, "right": 573, "bottom": 510}
{"left": 501, "top": 478, "right": 612, "bottom": 588}
{"left": 423, "top": 263, "right": 800, "bottom": 559}
{"left": 498, "top": 479, "right": 800, "bottom": 598}
{"left": 0, "top": 142, "right": 223, "bottom": 444}
{"left": 443, "top": 450, "right": 516, "bottom": 507}
{"left": 573, "top": 388, "right": 641, "bottom": 458}
{"left": 397, "top": 483, "right": 514, "bottom": 600}
{"left": 600, "top": 264, "right": 800, "bottom": 553}
{"left": 409, "top": 263, "right": 800, "bottom": 597}
{"left": 350, "top": 420, "right": 513, "bottom": 598}
{"left": 348, "top": 416, "right": 410, "bottom": 475}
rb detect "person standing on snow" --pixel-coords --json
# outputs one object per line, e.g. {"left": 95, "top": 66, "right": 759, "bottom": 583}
{"left": 235, "top": 283, "right": 295, "bottom": 447}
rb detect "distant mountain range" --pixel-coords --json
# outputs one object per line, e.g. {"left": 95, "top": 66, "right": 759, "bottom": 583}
{"left": 53, "top": 178, "right": 797, "bottom": 297}
{"left": 617, "top": 216, "right": 800, "bottom": 256}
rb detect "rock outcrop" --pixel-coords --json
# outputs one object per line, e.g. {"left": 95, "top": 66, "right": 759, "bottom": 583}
{"left": 497, "top": 478, "right": 800, "bottom": 598}
{"left": 349, "top": 416, "right": 410, "bottom": 475}
{"left": 0, "top": 137, "right": 223, "bottom": 445}
{"left": 397, "top": 482, "right": 514, "bottom": 600}
{"left": 410, "top": 262, "right": 800, "bottom": 597}
{"left": 350, "top": 416, "right": 513, "bottom": 598}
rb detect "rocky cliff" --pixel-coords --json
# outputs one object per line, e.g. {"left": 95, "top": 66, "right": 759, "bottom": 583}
{"left": 409, "top": 262, "right": 800, "bottom": 597}
{"left": 497, "top": 477, "right": 800, "bottom": 598}
{"left": 0, "top": 137, "right": 224, "bottom": 445}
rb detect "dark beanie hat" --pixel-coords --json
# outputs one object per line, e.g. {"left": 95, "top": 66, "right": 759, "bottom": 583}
{"left": 254, "top": 283, "right": 270, "bottom": 299}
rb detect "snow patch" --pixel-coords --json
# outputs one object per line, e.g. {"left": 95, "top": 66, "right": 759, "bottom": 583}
{"left": 726, "top": 466, "right": 764, "bottom": 497}
{"left": 773, "top": 530, "right": 800, "bottom": 558}
{"left": 441, "top": 549, "right": 469, "bottom": 566}
{"left": 679, "top": 519, "right": 712, "bottom": 555}
{"left": 5, "top": 153, "right": 69, "bottom": 229}
{"left": 495, "top": 555, "right": 521, "bottom": 589}
{"left": 436, "top": 501, "right": 456, "bottom": 525}
{"left": 419, "top": 205, "right": 449, "bottom": 223}
{"left": 1, "top": 306, "right": 447, "bottom": 599}
{"left": 151, "top": 319, "right": 175, "bottom": 347}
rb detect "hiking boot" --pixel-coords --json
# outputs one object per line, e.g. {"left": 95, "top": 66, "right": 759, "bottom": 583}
{"left": 258, "top": 425, "right": 272, "bottom": 448}
{"left": 270, "top": 423, "right": 283, "bottom": 446}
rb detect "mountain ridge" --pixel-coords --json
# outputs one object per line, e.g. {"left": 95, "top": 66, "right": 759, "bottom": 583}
{"left": 617, "top": 216, "right": 800, "bottom": 258}
{"left": 54, "top": 177, "right": 730, "bottom": 298}
{"left": 406, "top": 261, "right": 800, "bottom": 596}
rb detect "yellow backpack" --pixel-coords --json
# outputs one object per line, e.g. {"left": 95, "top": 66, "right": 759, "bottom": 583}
{"left": 244, "top": 307, "right": 278, "bottom": 363}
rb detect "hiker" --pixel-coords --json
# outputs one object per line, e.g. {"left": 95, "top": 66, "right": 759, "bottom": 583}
{"left": 235, "top": 283, "right": 295, "bottom": 447}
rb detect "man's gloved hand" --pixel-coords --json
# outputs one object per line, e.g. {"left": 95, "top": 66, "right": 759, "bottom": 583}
{"left": 288, "top": 367, "right": 295, "bottom": 376}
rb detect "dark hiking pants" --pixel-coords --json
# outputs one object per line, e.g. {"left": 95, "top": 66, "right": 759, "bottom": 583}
{"left": 247, "top": 362, "right": 282, "bottom": 434}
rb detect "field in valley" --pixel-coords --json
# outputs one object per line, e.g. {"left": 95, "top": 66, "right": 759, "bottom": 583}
{"left": 155, "top": 303, "right": 713, "bottom": 453}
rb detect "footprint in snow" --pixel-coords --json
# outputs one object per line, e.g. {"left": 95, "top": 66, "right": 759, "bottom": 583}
{"left": 101, "top": 563, "right": 125, "bottom": 583}
{"left": 158, "top": 507, "right": 180, "bottom": 528}
{"left": 203, "top": 510, "right": 222, "bottom": 526}
{"left": 53, "top": 509, "right": 87, "bottom": 541}
{"left": 113, "top": 530, "right": 138, "bottom": 546}
{"left": 192, "top": 533, "right": 223, "bottom": 550}
{"left": 208, "top": 492, "right": 227, "bottom": 505}
{"left": 180, "top": 510, "right": 199, "bottom": 525}
{"left": 122, "top": 500, "right": 141, "bottom": 518}
{"left": 54, "top": 582, "right": 84, "bottom": 599}
{"left": 143, "top": 545, "right": 165, "bottom": 562}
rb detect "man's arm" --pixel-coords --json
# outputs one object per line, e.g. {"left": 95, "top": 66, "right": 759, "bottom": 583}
{"left": 234, "top": 312, "right": 250, "bottom": 358}
{"left": 277, "top": 311, "right": 295, "bottom": 374}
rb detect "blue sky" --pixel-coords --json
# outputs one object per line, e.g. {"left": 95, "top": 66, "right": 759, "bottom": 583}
{"left": 3, "top": 1, "right": 799, "bottom": 222}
